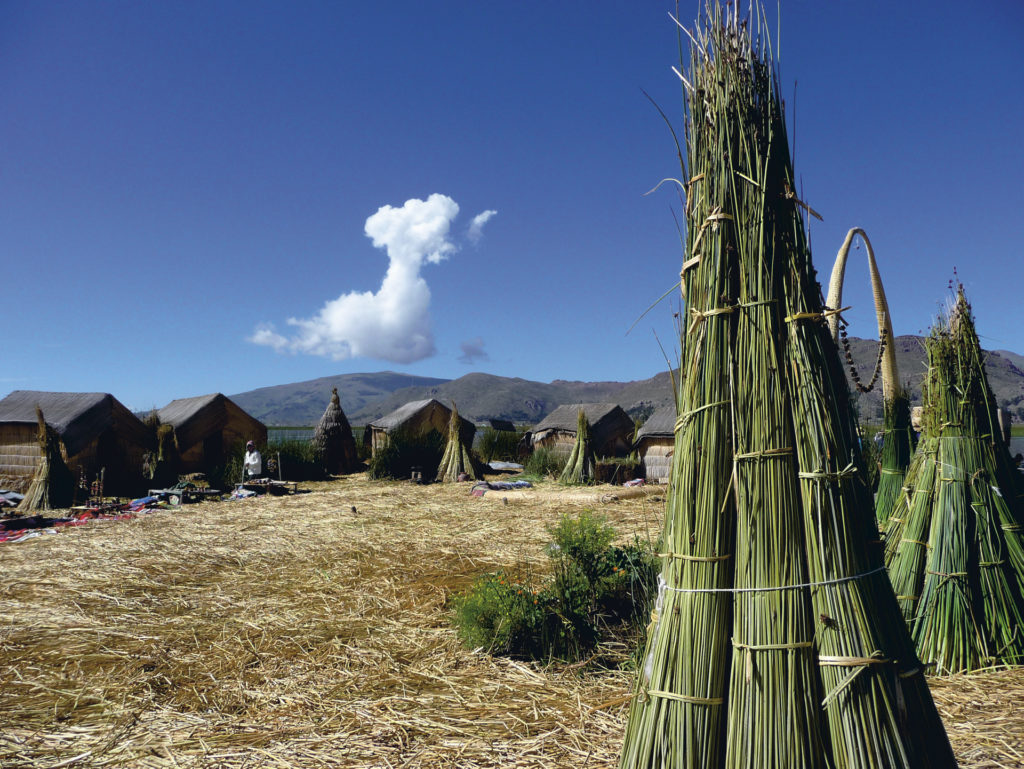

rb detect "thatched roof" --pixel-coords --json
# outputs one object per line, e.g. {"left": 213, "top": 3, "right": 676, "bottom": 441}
{"left": 157, "top": 393, "right": 266, "bottom": 451}
{"left": 533, "top": 403, "right": 626, "bottom": 433}
{"left": 532, "top": 403, "right": 634, "bottom": 457}
{"left": 636, "top": 405, "right": 677, "bottom": 440}
{"left": 369, "top": 399, "right": 442, "bottom": 431}
{"left": 370, "top": 399, "right": 472, "bottom": 433}
{"left": 0, "top": 390, "right": 148, "bottom": 457}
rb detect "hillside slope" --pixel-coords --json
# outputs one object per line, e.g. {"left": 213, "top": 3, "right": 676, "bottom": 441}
{"left": 231, "top": 337, "right": 1024, "bottom": 426}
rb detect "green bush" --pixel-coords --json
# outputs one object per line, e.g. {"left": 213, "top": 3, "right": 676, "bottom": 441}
{"left": 452, "top": 511, "right": 659, "bottom": 662}
{"left": 453, "top": 572, "right": 549, "bottom": 657}
{"left": 477, "top": 427, "right": 526, "bottom": 463}
{"left": 523, "top": 447, "right": 566, "bottom": 480}
{"left": 268, "top": 439, "right": 328, "bottom": 482}
{"left": 367, "top": 427, "right": 446, "bottom": 480}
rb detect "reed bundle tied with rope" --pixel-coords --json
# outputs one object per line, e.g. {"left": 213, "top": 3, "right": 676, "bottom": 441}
{"left": 558, "top": 409, "right": 596, "bottom": 485}
{"left": 313, "top": 387, "right": 359, "bottom": 475}
{"left": 884, "top": 286, "right": 1024, "bottom": 675}
{"left": 16, "top": 406, "right": 75, "bottom": 512}
{"left": 618, "top": 5, "right": 954, "bottom": 767}
{"left": 435, "top": 403, "right": 478, "bottom": 483}
{"left": 826, "top": 228, "right": 916, "bottom": 526}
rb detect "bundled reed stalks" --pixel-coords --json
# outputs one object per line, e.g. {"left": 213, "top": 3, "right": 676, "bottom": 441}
{"left": 826, "top": 228, "right": 915, "bottom": 525}
{"left": 16, "top": 406, "right": 74, "bottom": 512}
{"left": 143, "top": 422, "right": 180, "bottom": 488}
{"left": 313, "top": 387, "right": 359, "bottom": 475}
{"left": 558, "top": 409, "right": 595, "bottom": 485}
{"left": 436, "top": 403, "right": 478, "bottom": 483}
{"left": 619, "top": 4, "right": 954, "bottom": 766}
{"left": 885, "top": 286, "right": 1024, "bottom": 674}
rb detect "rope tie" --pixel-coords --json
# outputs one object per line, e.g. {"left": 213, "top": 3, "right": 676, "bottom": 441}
{"left": 733, "top": 638, "right": 814, "bottom": 683}
{"left": 690, "top": 207, "right": 734, "bottom": 256}
{"left": 661, "top": 566, "right": 885, "bottom": 595}
{"left": 643, "top": 689, "right": 724, "bottom": 706}
{"left": 798, "top": 462, "right": 857, "bottom": 482}
{"left": 895, "top": 594, "right": 920, "bottom": 601}
{"left": 688, "top": 304, "right": 737, "bottom": 334}
{"left": 899, "top": 538, "right": 930, "bottom": 548}
{"left": 658, "top": 552, "right": 732, "bottom": 562}
{"left": 784, "top": 306, "right": 848, "bottom": 324}
{"left": 674, "top": 400, "right": 730, "bottom": 434}
{"left": 735, "top": 447, "right": 794, "bottom": 461}
{"left": 819, "top": 651, "right": 890, "bottom": 709}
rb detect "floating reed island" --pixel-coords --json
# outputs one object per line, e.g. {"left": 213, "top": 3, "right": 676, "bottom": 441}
{"left": 884, "top": 286, "right": 1024, "bottom": 675}
{"left": 619, "top": 4, "right": 955, "bottom": 767}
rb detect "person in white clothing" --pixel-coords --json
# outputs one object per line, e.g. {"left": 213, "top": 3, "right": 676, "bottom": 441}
{"left": 244, "top": 441, "right": 262, "bottom": 479}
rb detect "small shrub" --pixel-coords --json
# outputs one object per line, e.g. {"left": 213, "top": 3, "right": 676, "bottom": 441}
{"left": 547, "top": 510, "right": 616, "bottom": 585}
{"left": 367, "top": 427, "right": 446, "bottom": 480}
{"left": 452, "top": 511, "right": 659, "bottom": 663}
{"left": 477, "top": 427, "right": 526, "bottom": 463}
{"left": 269, "top": 439, "right": 327, "bottom": 482}
{"left": 523, "top": 447, "right": 566, "bottom": 480}
{"left": 453, "top": 572, "right": 548, "bottom": 657}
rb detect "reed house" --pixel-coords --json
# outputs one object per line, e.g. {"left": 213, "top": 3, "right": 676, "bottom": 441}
{"left": 156, "top": 393, "right": 267, "bottom": 475}
{"left": 634, "top": 405, "right": 676, "bottom": 484}
{"left": 0, "top": 390, "right": 150, "bottom": 495}
{"left": 365, "top": 399, "right": 475, "bottom": 457}
{"left": 530, "top": 403, "right": 634, "bottom": 458}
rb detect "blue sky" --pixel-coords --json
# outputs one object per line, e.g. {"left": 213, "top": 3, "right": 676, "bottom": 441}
{"left": 3, "top": 1, "right": 1022, "bottom": 412}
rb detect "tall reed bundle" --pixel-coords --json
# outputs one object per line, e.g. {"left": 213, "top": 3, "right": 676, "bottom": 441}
{"left": 558, "top": 409, "right": 595, "bottom": 485}
{"left": 313, "top": 388, "right": 359, "bottom": 475}
{"left": 826, "top": 228, "right": 915, "bottom": 525}
{"left": 436, "top": 403, "right": 478, "bottom": 483}
{"left": 16, "top": 406, "right": 74, "bottom": 512}
{"left": 144, "top": 422, "right": 180, "bottom": 488}
{"left": 885, "top": 287, "right": 1024, "bottom": 674}
{"left": 618, "top": 4, "right": 954, "bottom": 766}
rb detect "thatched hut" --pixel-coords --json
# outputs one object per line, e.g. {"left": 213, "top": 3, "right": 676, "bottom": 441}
{"left": 365, "top": 399, "right": 475, "bottom": 457}
{"left": 156, "top": 394, "right": 267, "bottom": 475}
{"left": 486, "top": 418, "right": 516, "bottom": 432}
{"left": 0, "top": 390, "right": 150, "bottom": 495}
{"left": 530, "top": 403, "right": 634, "bottom": 458}
{"left": 312, "top": 388, "right": 359, "bottom": 475}
{"left": 634, "top": 404, "right": 676, "bottom": 484}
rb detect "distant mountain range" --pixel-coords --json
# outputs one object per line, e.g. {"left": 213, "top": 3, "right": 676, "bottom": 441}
{"left": 230, "top": 336, "right": 1024, "bottom": 427}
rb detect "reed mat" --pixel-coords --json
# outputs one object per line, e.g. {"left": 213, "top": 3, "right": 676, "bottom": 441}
{"left": 1, "top": 475, "right": 1020, "bottom": 767}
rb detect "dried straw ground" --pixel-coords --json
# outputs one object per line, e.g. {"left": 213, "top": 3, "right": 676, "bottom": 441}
{"left": 1, "top": 475, "right": 1021, "bottom": 768}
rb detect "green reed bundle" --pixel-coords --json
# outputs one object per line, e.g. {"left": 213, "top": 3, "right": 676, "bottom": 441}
{"left": 436, "top": 403, "right": 477, "bottom": 483}
{"left": 876, "top": 390, "right": 916, "bottom": 525}
{"left": 884, "top": 287, "right": 1024, "bottom": 674}
{"left": 618, "top": 4, "right": 954, "bottom": 767}
{"left": 17, "top": 406, "right": 75, "bottom": 512}
{"left": 558, "top": 409, "right": 595, "bottom": 485}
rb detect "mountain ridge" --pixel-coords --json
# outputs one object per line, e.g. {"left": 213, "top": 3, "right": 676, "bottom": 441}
{"left": 230, "top": 336, "right": 1024, "bottom": 426}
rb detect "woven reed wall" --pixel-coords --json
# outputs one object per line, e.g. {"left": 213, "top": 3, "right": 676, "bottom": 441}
{"left": 638, "top": 439, "right": 673, "bottom": 484}
{"left": 0, "top": 424, "right": 42, "bottom": 480}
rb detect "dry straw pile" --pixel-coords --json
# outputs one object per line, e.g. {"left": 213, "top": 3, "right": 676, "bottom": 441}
{"left": 0, "top": 476, "right": 1022, "bottom": 767}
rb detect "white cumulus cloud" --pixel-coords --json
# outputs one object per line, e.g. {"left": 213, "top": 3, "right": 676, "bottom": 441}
{"left": 250, "top": 193, "right": 466, "bottom": 363}
{"left": 467, "top": 209, "right": 497, "bottom": 244}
